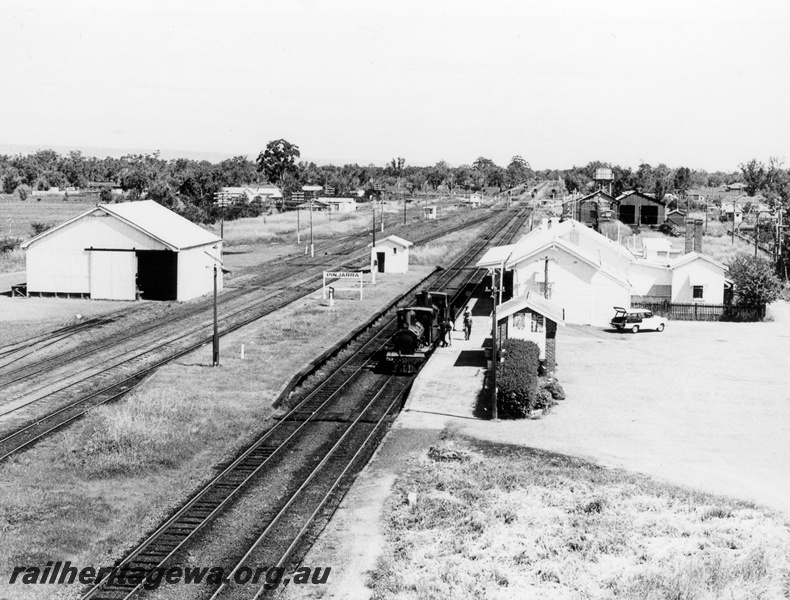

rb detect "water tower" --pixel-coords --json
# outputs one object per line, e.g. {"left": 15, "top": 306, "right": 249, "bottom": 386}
{"left": 594, "top": 168, "right": 614, "bottom": 195}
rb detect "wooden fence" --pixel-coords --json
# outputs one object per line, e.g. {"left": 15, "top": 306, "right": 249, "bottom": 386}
{"left": 631, "top": 300, "right": 765, "bottom": 322}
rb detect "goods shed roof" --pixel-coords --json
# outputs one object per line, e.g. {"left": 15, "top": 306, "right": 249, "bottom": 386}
{"left": 22, "top": 200, "right": 221, "bottom": 251}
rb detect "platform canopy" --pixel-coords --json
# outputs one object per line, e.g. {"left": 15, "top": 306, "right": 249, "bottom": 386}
{"left": 475, "top": 244, "right": 516, "bottom": 268}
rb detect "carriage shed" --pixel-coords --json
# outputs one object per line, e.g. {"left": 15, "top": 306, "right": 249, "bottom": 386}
{"left": 21, "top": 200, "right": 223, "bottom": 302}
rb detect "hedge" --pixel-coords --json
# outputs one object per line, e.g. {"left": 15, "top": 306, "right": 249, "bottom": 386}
{"left": 496, "top": 338, "right": 540, "bottom": 418}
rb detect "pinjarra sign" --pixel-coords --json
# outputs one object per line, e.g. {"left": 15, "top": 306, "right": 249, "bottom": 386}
{"left": 322, "top": 271, "right": 364, "bottom": 300}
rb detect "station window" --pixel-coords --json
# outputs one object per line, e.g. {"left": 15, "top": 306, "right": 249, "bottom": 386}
{"left": 692, "top": 285, "right": 704, "bottom": 299}
{"left": 513, "top": 313, "right": 526, "bottom": 330}
{"left": 393, "top": 247, "right": 397, "bottom": 254}
{"left": 530, "top": 313, "right": 544, "bottom": 333}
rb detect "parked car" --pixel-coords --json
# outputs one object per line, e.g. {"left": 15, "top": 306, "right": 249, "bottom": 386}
{"left": 610, "top": 307, "right": 666, "bottom": 333}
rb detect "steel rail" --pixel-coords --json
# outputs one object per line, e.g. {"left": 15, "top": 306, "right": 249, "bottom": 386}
{"left": 0, "top": 211, "right": 498, "bottom": 459}
{"left": 78, "top": 208, "right": 524, "bottom": 600}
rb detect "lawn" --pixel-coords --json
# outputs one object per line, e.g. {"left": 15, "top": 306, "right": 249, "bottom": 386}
{"left": 369, "top": 434, "right": 790, "bottom": 599}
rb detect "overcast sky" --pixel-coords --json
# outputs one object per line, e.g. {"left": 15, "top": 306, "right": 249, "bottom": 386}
{"left": 2, "top": 0, "right": 789, "bottom": 171}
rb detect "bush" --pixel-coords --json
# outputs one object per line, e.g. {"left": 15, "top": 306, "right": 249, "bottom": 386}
{"left": 30, "top": 222, "right": 55, "bottom": 236}
{"left": 496, "top": 339, "right": 540, "bottom": 418}
{"left": 16, "top": 185, "right": 30, "bottom": 201}
{"left": 0, "top": 237, "right": 22, "bottom": 253}
{"left": 542, "top": 379, "right": 566, "bottom": 401}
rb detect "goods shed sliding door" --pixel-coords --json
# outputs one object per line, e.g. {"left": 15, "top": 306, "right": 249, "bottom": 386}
{"left": 90, "top": 251, "right": 137, "bottom": 300}
{"left": 136, "top": 250, "right": 178, "bottom": 301}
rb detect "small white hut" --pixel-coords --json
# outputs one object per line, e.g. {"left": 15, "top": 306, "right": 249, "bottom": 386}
{"left": 371, "top": 235, "right": 412, "bottom": 274}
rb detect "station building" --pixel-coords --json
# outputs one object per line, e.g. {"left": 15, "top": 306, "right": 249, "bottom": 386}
{"left": 21, "top": 200, "right": 223, "bottom": 302}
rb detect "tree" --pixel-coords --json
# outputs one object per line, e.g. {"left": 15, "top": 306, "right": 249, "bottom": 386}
{"left": 256, "top": 139, "right": 300, "bottom": 187}
{"left": 673, "top": 167, "right": 692, "bottom": 198}
{"left": 653, "top": 164, "right": 674, "bottom": 202}
{"left": 728, "top": 254, "right": 781, "bottom": 307}
{"left": 635, "top": 163, "right": 655, "bottom": 194}
{"left": 425, "top": 161, "right": 450, "bottom": 190}
{"left": 505, "top": 155, "right": 533, "bottom": 189}
{"left": 386, "top": 157, "right": 405, "bottom": 190}
{"left": 739, "top": 159, "right": 766, "bottom": 196}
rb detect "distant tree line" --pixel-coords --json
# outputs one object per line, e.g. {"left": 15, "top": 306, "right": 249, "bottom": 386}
{"left": 2, "top": 143, "right": 789, "bottom": 226}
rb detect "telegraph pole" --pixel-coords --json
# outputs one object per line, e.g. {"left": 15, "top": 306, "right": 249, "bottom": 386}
{"left": 204, "top": 247, "right": 224, "bottom": 367}
{"left": 490, "top": 269, "right": 498, "bottom": 421}
{"left": 214, "top": 191, "right": 230, "bottom": 239}
{"left": 213, "top": 263, "right": 219, "bottom": 366}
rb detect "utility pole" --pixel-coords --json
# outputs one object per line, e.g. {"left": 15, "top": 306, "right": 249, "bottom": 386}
{"left": 309, "top": 198, "right": 314, "bottom": 257}
{"left": 214, "top": 191, "right": 229, "bottom": 239}
{"left": 403, "top": 195, "right": 407, "bottom": 225}
{"left": 544, "top": 257, "right": 550, "bottom": 298}
{"left": 213, "top": 263, "right": 219, "bottom": 366}
{"left": 490, "top": 269, "right": 498, "bottom": 421}
{"left": 204, "top": 247, "right": 224, "bottom": 367}
{"left": 755, "top": 210, "right": 775, "bottom": 258}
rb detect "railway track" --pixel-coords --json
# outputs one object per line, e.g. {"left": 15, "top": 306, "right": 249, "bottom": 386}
{"left": 78, "top": 205, "right": 530, "bottom": 600}
{"left": 0, "top": 208, "right": 500, "bottom": 461}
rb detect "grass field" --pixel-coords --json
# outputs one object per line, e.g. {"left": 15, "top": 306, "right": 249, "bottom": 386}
{"left": 0, "top": 267, "right": 436, "bottom": 599}
{"left": 0, "top": 194, "right": 97, "bottom": 240}
{"left": 369, "top": 434, "right": 790, "bottom": 599}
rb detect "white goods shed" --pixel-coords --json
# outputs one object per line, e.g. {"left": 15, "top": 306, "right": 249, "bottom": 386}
{"left": 371, "top": 235, "right": 412, "bottom": 274}
{"left": 21, "top": 200, "right": 223, "bottom": 302}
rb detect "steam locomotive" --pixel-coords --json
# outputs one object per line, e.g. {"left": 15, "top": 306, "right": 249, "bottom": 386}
{"left": 386, "top": 290, "right": 452, "bottom": 374}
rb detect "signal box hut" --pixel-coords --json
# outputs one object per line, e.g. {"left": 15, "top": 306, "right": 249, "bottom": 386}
{"left": 21, "top": 200, "right": 222, "bottom": 302}
{"left": 616, "top": 191, "right": 666, "bottom": 226}
{"left": 424, "top": 205, "right": 437, "bottom": 219}
{"left": 665, "top": 209, "right": 687, "bottom": 228}
{"left": 496, "top": 292, "right": 565, "bottom": 374}
{"left": 371, "top": 235, "right": 412, "bottom": 274}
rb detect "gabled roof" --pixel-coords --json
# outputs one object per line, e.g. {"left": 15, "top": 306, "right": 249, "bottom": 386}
{"left": 617, "top": 190, "right": 666, "bottom": 205}
{"left": 22, "top": 200, "right": 221, "bottom": 251}
{"left": 373, "top": 234, "right": 412, "bottom": 248}
{"left": 507, "top": 236, "right": 632, "bottom": 289}
{"left": 564, "top": 190, "right": 617, "bottom": 205}
{"left": 669, "top": 251, "right": 726, "bottom": 271}
{"left": 496, "top": 292, "right": 565, "bottom": 326}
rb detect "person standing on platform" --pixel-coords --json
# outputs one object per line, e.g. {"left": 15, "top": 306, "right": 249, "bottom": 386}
{"left": 463, "top": 310, "right": 472, "bottom": 341}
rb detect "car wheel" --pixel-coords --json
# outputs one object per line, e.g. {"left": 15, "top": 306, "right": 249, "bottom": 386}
{"left": 657, "top": 323, "right": 665, "bottom": 332}
{"left": 631, "top": 325, "right": 639, "bottom": 334}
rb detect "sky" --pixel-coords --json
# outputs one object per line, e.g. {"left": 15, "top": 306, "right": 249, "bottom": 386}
{"left": 1, "top": 0, "right": 789, "bottom": 171}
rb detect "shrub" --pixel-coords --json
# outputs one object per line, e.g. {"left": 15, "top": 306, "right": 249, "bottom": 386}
{"left": 16, "top": 185, "right": 30, "bottom": 201}
{"left": 534, "top": 388, "right": 556, "bottom": 413}
{"left": 543, "top": 379, "right": 566, "bottom": 401}
{"left": 0, "top": 236, "right": 22, "bottom": 253}
{"left": 496, "top": 338, "right": 540, "bottom": 418}
{"left": 30, "top": 222, "right": 55, "bottom": 236}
